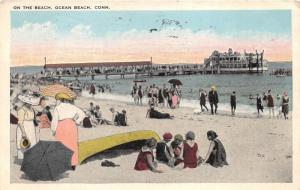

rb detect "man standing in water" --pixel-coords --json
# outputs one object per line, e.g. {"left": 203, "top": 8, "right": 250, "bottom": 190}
{"left": 208, "top": 85, "right": 219, "bottom": 115}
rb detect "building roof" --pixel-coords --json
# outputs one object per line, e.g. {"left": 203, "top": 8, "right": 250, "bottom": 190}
{"left": 44, "top": 61, "right": 152, "bottom": 69}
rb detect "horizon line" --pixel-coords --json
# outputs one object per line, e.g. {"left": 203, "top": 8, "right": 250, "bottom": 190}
{"left": 10, "top": 60, "right": 293, "bottom": 68}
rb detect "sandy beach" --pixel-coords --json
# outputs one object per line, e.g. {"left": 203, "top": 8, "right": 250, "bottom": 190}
{"left": 10, "top": 93, "right": 292, "bottom": 183}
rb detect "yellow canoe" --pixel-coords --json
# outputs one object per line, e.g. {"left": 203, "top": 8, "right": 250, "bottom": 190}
{"left": 78, "top": 130, "right": 160, "bottom": 164}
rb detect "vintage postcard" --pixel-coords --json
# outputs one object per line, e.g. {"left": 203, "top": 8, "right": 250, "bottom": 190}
{"left": 1, "top": 0, "right": 300, "bottom": 189}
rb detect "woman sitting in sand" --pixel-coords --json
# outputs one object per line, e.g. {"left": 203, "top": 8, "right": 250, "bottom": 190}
{"left": 169, "top": 134, "right": 184, "bottom": 169}
{"left": 183, "top": 131, "right": 200, "bottom": 168}
{"left": 93, "top": 105, "right": 112, "bottom": 125}
{"left": 156, "top": 132, "right": 173, "bottom": 165}
{"left": 202, "top": 130, "right": 228, "bottom": 167}
{"left": 134, "top": 138, "right": 163, "bottom": 173}
{"left": 82, "top": 109, "right": 98, "bottom": 128}
{"left": 110, "top": 108, "right": 128, "bottom": 126}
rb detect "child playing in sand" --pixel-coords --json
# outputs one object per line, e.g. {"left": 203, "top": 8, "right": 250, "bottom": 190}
{"left": 134, "top": 138, "right": 163, "bottom": 173}
{"left": 202, "top": 130, "right": 228, "bottom": 167}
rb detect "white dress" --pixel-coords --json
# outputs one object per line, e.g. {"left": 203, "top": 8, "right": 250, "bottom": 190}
{"left": 16, "top": 106, "right": 38, "bottom": 159}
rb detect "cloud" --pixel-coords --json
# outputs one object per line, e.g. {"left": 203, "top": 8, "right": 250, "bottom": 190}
{"left": 12, "top": 21, "right": 59, "bottom": 43}
{"left": 70, "top": 24, "right": 95, "bottom": 39}
{"left": 11, "top": 21, "right": 292, "bottom": 66}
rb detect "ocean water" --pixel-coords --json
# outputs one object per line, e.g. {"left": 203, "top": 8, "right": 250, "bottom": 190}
{"left": 11, "top": 63, "right": 293, "bottom": 113}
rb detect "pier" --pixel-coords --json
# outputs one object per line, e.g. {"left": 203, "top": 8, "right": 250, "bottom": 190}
{"left": 43, "top": 60, "right": 206, "bottom": 80}
{"left": 32, "top": 50, "right": 269, "bottom": 81}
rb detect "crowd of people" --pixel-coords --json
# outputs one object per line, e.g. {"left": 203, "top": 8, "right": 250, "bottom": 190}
{"left": 197, "top": 86, "right": 289, "bottom": 119}
{"left": 257, "top": 90, "right": 290, "bottom": 119}
{"left": 9, "top": 72, "right": 290, "bottom": 181}
{"left": 10, "top": 88, "right": 129, "bottom": 170}
{"left": 11, "top": 71, "right": 290, "bottom": 121}
{"left": 134, "top": 130, "right": 228, "bottom": 173}
{"left": 269, "top": 68, "right": 292, "bottom": 76}
{"left": 131, "top": 82, "right": 182, "bottom": 109}
{"left": 135, "top": 82, "right": 289, "bottom": 120}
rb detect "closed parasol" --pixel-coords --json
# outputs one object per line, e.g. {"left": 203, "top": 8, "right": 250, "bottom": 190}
{"left": 21, "top": 141, "right": 73, "bottom": 181}
{"left": 39, "top": 84, "right": 77, "bottom": 99}
{"left": 168, "top": 79, "right": 183, "bottom": 85}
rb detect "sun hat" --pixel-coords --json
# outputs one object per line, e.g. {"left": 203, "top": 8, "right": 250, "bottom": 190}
{"left": 186, "top": 131, "right": 195, "bottom": 140}
{"left": 55, "top": 92, "right": 73, "bottom": 101}
{"left": 163, "top": 132, "right": 173, "bottom": 140}
{"left": 18, "top": 95, "right": 39, "bottom": 106}
{"left": 211, "top": 85, "right": 216, "bottom": 90}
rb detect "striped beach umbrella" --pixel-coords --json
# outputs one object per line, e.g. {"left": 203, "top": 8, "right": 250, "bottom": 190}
{"left": 39, "top": 84, "right": 77, "bottom": 99}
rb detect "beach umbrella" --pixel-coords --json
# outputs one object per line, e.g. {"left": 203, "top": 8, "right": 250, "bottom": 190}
{"left": 168, "top": 79, "right": 183, "bottom": 85}
{"left": 39, "top": 84, "right": 77, "bottom": 99}
{"left": 21, "top": 141, "right": 73, "bottom": 181}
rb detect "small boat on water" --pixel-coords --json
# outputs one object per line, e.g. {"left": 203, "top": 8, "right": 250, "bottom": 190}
{"left": 133, "top": 80, "right": 147, "bottom": 83}
{"left": 275, "top": 74, "right": 286, "bottom": 77}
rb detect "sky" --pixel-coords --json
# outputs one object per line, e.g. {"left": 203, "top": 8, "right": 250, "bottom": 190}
{"left": 11, "top": 10, "right": 292, "bottom": 66}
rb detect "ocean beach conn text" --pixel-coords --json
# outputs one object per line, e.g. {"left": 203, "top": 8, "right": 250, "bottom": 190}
{"left": 13, "top": 5, "right": 110, "bottom": 10}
